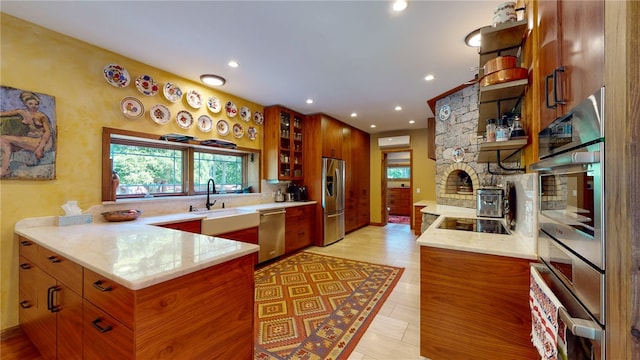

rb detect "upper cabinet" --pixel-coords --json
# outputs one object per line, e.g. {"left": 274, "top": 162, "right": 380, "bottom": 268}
{"left": 264, "top": 106, "right": 305, "bottom": 181}
{"left": 537, "top": 0, "right": 604, "bottom": 130}
{"left": 320, "top": 115, "right": 345, "bottom": 159}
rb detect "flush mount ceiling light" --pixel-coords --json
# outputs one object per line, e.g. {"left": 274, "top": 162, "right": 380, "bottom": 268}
{"left": 464, "top": 27, "right": 489, "bottom": 47}
{"left": 424, "top": 74, "right": 435, "bottom": 81}
{"left": 350, "top": 112, "right": 357, "bottom": 117}
{"left": 200, "top": 74, "right": 226, "bottom": 86}
{"left": 306, "top": 99, "right": 314, "bottom": 104}
{"left": 394, "top": 106, "right": 402, "bottom": 111}
{"left": 228, "top": 60, "right": 239, "bottom": 68}
{"left": 370, "top": 124, "right": 377, "bottom": 128}
{"left": 409, "top": 120, "right": 415, "bottom": 124}
{"left": 392, "top": 0, "right": 408, "bottom": 12}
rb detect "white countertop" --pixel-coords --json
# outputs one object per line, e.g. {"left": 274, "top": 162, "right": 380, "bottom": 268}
{"left": 416, "top": 204, "right": 537, "bottom": 260}
{"left": 14, "top": 201, "right": 316, "bottom": 291}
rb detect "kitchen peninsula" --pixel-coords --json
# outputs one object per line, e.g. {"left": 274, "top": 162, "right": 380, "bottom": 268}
{"left": 416, "top": 204, "right": 538, "bottom": 360}
{"left": 15, "top": 213, "right": 260, "bottom": 359}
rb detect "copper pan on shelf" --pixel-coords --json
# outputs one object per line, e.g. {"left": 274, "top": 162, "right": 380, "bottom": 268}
{"left": 483, "top": 55, "right": 517, "bottom": 75}
{"left": 480, "top": 67, "right": 528, "bottom": 87}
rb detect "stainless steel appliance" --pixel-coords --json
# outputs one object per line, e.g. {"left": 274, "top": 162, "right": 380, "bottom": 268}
{"left": 287, "top": 184, "right": 309, "bottom": 201}
{"left": 322, "top": 158, "right": 345, "bottom": 246}
{"left": 530, "top": 87, "right": 605, "bottom": 359}
{"left": 258, "top": 208, "right": 286, "bottom": 263}
{"left": 476, "top": 187, "right": 504, "bottom": 218}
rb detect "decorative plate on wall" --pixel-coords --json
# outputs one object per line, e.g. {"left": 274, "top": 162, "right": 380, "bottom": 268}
{"left": 197, "top": 115, "right": 213, "bottom": 133}
{"left": 240, "top": 106, "right": 251, "bottom": 122}
{"left": 233, "top": 123, "right": 244, "bottom": 138}
{"left": 120, "top": 97, "right": 144, "bottom": 119}
{"left": 225, "top": 101, "right": 238, "bottom": 118}
{"left": 247, "top": 126, "right": 258, "bottom": 140}
{"left": 186, "top": 90, "right": 203, "bottom": 109}
{"left": 103, "top": 64, "right": 130, "bottom": 88}
{"left": 452, "top": 146, "right": 465, "bottom": 163}
{"left": 438, "top": 104, "right": 451, "bottom": 121}
{"left": 253, "top": 111, "right": 264, "bottom": 125}
{"left": 149, "top": 104, "right": 171, "bottom": 124}
{"left": 216, "top": 120, "right": 230, "bottom": 136}
{"left": 176, "top": 110, "right": 194, "bottom": 129}
{"left": 135, "top": 74, "right": 159, "bottom": 96}
{"left": 163, "top": 82, "right": 183, "bottom": 102}
{"left": 207, "top": 96, "right": 222, "bottom": 113}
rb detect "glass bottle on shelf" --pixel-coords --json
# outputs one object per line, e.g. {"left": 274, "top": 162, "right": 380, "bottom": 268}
{"left": 486, "top": 118, "right": 497, "bottom": 142}
{"left": 496, "top": 116, "right": 511, "bottom": 142}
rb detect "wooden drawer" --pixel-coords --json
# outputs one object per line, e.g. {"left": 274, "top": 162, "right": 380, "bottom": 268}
{"left": 38, "top": 247, "right": 83, "bottom": 294}
{"left": 83, "top": 268, "right": 134, "bottom": 329}
{"left": 17, "top": 236, "right": 38, "bottom": 262}
{"left": 216, "top": 227, "right": 259, "bottom": 245}
{"left": 83, "top": 300, "right": 134, "bottom": 360}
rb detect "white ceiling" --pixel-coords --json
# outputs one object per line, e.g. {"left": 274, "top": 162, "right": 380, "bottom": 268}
{"left": 1, "top": 0, "right": 503, "bottom": 134}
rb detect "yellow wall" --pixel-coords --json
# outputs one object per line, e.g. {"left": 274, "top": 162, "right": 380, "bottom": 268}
{"left": 0, "top": 14, "right": 263, "bottom": 330}
{"left": 369, "top": 128, "right": 437, "bottom": 224}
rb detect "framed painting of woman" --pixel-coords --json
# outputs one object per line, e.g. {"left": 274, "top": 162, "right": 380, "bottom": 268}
{"left": 0, "top": 86, "right": 56, "bottom": 180}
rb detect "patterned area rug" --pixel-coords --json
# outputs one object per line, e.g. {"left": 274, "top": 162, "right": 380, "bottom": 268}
{"left": 254, "top": 251, "right": 404, "bottom": 360}
{"left": 388, "top": 215, "right": 410, "bottom": 224}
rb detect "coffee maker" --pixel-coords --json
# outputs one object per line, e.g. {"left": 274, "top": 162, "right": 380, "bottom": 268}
{"left": 287, "top": 184, "right": 308, "bottom": 201}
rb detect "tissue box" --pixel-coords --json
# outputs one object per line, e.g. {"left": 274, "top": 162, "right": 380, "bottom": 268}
{"left": 55, "top": 214, "right": 93, "bottom": 226}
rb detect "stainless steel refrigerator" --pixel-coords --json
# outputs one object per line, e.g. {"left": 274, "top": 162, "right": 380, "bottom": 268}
{"left": 322, "top": 157, "right": 345, "bottom": 246}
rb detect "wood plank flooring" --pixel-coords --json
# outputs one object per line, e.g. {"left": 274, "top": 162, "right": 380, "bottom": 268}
{"left": 1, "top": 223, "right": 424, "bottom": 360}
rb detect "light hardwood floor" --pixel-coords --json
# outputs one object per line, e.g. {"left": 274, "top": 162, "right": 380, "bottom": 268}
{"left": 307, "top": 223, "right": 427, "bottom": 360}
{"left": 1, "top": 224, "right": 424, "bottom": 360}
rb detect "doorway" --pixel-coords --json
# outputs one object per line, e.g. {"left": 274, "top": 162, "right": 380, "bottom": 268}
{"left": 381, "top": 150, "right": 413, "bottom": 226}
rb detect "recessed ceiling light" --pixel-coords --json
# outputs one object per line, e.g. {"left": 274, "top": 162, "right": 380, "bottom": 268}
{"left": 392, "top": 0, "right": 408, "bottom": 12}
{"left": 370, "top": 125, "right": 376, "bottom": 128}
{"left": 424, "top": 74, "right": 435, "bottom": 81}
{"left": 409, "top": 120, "right": 415, "bottom": 124}
{"left": 200, "top": 74, "right": 226, "bottom": 86}
{"left": 394, "top": 106, "right": 402, "bottom": 111}
{"left": 351, "top": 112, "right": 357, "bottom": 117}
{"left": 306, "top": 99, "right": 314, "bottom": 104}
{"left": 228, "top": 60, "right": 239, "bottom": 68}
{"left": 465, "top": 27, "right": 487, "bottom": 47}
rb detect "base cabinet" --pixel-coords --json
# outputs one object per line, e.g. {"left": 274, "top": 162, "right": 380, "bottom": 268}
{"left": 18, "top": 237, "right": 83, "bottom": 360}
{"left": 420, "top": 246, "right": 538, "bottom": 360}
{"left": 285, "top": 204, "right": 315, "bottom": 254}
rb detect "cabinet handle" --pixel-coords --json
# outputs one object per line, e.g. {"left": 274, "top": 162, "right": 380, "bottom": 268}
{"left": 20, "top": 300, "right": 32, "bottom": 309}
{"left": 92, "top": 280, "right": 113, "bottom": 292}
{"left": 92, "top": 318, "right": 113, "bottom": 333}
{"left": 47, "top": 256, "right": 61, "bottom": 264}
{"left": 47, "top": 286, "right": 60, "bottom": 313}
{"left": 545, "top": 73, "right": 555, "bottom": 109}
{"left": 19, "top": 240, "right": 32, "bottom": 247}
{"left": 552, "top": 66, "right": 566, "bottom": 105}
{"left": 20, "top": 263, "right": 32, "bottom": 270}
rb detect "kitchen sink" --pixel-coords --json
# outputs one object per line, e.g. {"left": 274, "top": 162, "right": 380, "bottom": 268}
{"left": 200, "top": 208, "right": 259, "bottom": 236}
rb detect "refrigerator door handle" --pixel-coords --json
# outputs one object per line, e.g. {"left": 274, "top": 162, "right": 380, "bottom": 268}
{"left": 327, "top": 213, "right": 342, "bottom": 218}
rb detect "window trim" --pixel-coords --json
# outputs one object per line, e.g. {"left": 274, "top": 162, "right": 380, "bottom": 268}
{"left": 102, "top": 127, "right": 260, "bottom": 201}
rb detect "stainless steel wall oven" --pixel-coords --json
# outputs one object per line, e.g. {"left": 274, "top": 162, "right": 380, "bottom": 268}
{"left": 531, "top": 87, "right": 605, "bottom": 360}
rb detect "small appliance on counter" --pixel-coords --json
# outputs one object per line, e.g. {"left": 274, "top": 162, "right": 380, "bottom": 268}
{"left": 287, "top": 184, "right": 308, "bottom": 201}
{"left": 476, "top": 187, "right": 504, "bottom": 218}
{"left": 275, "top": 189, "right": 285, "bottom": 202}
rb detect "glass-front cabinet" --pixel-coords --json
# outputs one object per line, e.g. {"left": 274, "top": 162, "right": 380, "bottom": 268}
{"left": 264, "top": 105, "right": 304, "bottom": 181}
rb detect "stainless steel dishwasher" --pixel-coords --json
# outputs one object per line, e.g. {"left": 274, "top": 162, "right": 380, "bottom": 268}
{"left": 258, "top": 208, "right": 286, "bottom": 263}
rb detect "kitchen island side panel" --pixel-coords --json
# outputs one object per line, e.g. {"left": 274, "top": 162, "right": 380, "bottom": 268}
{"left": 420, "top": 246, "right": 538, "bottom": 360}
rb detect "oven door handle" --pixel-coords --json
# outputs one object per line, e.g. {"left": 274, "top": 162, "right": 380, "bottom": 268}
{"left": 530, "top": 151, "right": 600, "bottom": 171}
{"left": 558, "top": 307, "right": 602, "bottom": 340}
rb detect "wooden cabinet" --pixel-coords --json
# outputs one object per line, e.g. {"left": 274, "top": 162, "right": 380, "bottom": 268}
{"left": 157, "top": 219, "right": 201, "bottom": 233}
{"left": 264, "top": 105, "right": 305, "bottom": 180}
{"left": 420, "top": 246, "right": 538, "bottom": 360}
{"left": 344, "top": 126, "right": 370, "bottom": 233}
{"left": 538, "top": 0, "right": 604, "bottom": 130}
{"left": 387, "top": 187, "right": 410, "bottom": 216}
{"left": 216, "top": 227, "right": 259, "bottom": 245}
{"left": 17, "top": 237, "right": 83, "bottom": 360}
{"left": 285, "top": 204, "right": 315, "bottom": 253}
{"left": 413, "top": 205, "right": 425, "bottom": 235}
{"left": 320, "top": 114, "right": 345, "bottom": 159}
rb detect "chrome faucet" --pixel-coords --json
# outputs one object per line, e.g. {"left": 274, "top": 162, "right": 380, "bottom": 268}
{"left": 206, "top": 178, "right": 217, "bottom": 210}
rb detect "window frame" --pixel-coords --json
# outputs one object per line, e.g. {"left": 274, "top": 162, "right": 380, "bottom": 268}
{"left": 102, "top": 127, "right": 260, "bottom": 201}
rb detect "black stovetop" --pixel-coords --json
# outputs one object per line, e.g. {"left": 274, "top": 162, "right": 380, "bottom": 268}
{"left": 437, "top": 217, "right": 510, "bottom": 235}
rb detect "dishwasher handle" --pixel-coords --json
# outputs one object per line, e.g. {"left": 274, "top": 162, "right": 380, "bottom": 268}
{"left": 261, "top": 210, "right": 286, "bottom": 216}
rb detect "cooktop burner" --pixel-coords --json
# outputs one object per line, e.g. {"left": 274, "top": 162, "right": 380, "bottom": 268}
{"left": 437, "top": 217, "right": 510, "bottom": 234}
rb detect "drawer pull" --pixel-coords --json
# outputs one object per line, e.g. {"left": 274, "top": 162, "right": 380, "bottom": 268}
{"left": 20, "top": 300, "right": 32, "bottom": 309}
{"left": 92, "top": 280, "right": 113, "bottom": 292}
{"left": 92, "top": 318, "right": 113, "bottom": 333}
{"left": 47, "top": 256, "right": 61, "bottom": 263}
{"left": 19, "top": 240, "right": 32, "bottom": 247}
{"left": 20, "top": 263, "right": 32, "bottom": 270}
